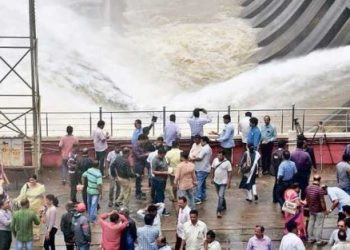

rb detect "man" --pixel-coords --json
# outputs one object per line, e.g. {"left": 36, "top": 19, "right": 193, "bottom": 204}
{"left": 152, "top": 147, "right": 169, "bottom": 211}
{"left": 211, "top": 150, "right": 232, "bottom": 218}
{"left": 323, "top": 185, "right": 350, "bottom": 221}
{"left": 133, "top": 134, "right": 149, "bottom": 200}
{"left": 114, "top": 147, "right": 133, "bottom": 207}
{"left": 211, "top": 114, "right": 235, "bottom": 161}
{"left": 60, "top": 202, "right": 75, "bottom": 250}
{"left": 67, "top": 144, "right": 79, "bottom": 203}
{"left": 205, "top": 230, "right": 221, "bottom": 250}
{"left": 11, "top": 198, "right": 40, "bottom": 250}
{"left": 156, "top": 236, "right": 171, "bottom": 250}
{"left": 98, "top": 210, "right": 128, "bottom": 250}
{"left": 247, "top": 117, "right": 261, "bottom": 150}
{"left": 271, "top": 140, "right": 286, "bottom": 203}
{"left": 246, "top": 225, "right": 273, "bottom": 250}
{"left": 59, "top": 125, "right": 79, "bottom": 185}
{"left": 131, "top": 119, "right": 154, "bottom": 146}
{"left": 336, "top": 154, "right": 350, "bottom": 194}
{"left": 107, "top": 145, "right": 121, "bottom": 207}
{"left": 137, "top": 203, "right": 165, "bottom": 235}
{"left": 165, "top": 141, "right": 182, "bottom": 202}
{"left": 291, "top": 140, "right": 312, "bottom": 199}
{"left": 279, "top": 221, "right": 305, "bottom": 250}
{"left": 82, "top": 161, "right": 103, "bottom": 223}
{"left": 187, "top": 108, "right": 212, "bottom": 141}
{"left": 328, "top": 220, "right": 350, "bottom": 246}
{"left": 175, "top": 197, "right": 191, "bottom": 250}
{"left": 175, "top": 151, "right": 197, "bottom": 210}
{"left": 194, "top": 136, "right": 212, "bottom": 205}
{"left": 305, "top": 175, "right": 327, "bottom": 245}
{"left": 276, "top": 150, "right": 297, "bottom": 208}
{"left": 119, "top": 207, "right": 137, "bottom": 250}
{"left": 189, "top": 135, "right": 203, "bottom": 160}
{"left": 331, "top": 230, "right": 350, "bottom": 250}
{"left": 239, "top": 111, "right": 252, "bottom": 146}
{"left": 76, "top": 148, "right": 93, "bottom": 207}
{"left": 180, "top": 210, "right": 207, "bottom": 250}
{"left": 137, "top": 214, "right": 159, "bottom": 250}
{"left": 260, "top": 115, "right": 277, "bottom": 175}
{"left": 72, "top": 203, "right": 91, "bottom": 250}
{"left": 164, "top": 114, "right": 181, "bottom": 148}
{"left": 92, "top": 120, "right": 109, "bottom": 177}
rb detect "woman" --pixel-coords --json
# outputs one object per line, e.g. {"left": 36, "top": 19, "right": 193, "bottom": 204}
{"left": 15, "top": 174, "right": 46, "bottom": 240}
{"left": 43, "top": 194, "right": 59, "bottom": 250}
{"left": 239, "top": 144, "right": 261, "bottom": 202}
{"left": 0, "top": 198, "right": 12, "bottom": 250}
{"left": 283, "top": 183, "right": 306, "bottom": 239}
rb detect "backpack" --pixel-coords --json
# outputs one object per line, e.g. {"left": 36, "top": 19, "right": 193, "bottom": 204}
{"left": 240, "top": 151, "right": 252, "bottom": 174}
{"left": 271, "top": 149, "right": 284, "bottom": 176}
{"left": 61, "top": 211, "right": 74, "bottom": 241}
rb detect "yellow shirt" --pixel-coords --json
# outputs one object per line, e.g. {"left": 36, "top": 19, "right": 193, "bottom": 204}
{"left": 165, "top": 148, "right": 181, "bottom": 175}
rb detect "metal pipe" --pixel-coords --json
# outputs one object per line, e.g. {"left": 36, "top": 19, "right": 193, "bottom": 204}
{"left": 110, "top": 112, "right": 113, "bottom": 136}
{"left": 99, "top": 107, "right": 102, "bottom": 121}
{"left": 163, "top": 106, "right": 166, "bottom": 135}
{"left": 291, "top": 104, "right": 295, "bottom": 131}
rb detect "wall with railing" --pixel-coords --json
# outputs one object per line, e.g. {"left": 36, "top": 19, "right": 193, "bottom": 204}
{"left": 1, "top": 106, "right": 350, "bottom": 138}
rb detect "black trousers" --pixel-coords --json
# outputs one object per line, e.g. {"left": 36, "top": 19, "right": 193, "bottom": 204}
{"left": 44, "top": 227, "right": 57, "bottom": 250}
{"left": 175, "top": 234, "right": 185, "bottom": 250}
{"left": 69, "top": 173, "right": 78, "bottom": 203}
{"left": 222, "top": 147, "right": 233, "bottom": 162}
{"left": 0, "top": 230, "right": 12, "bottom": 250}
{"left": 260, "top": 142, "right": 274, "bottom": 172}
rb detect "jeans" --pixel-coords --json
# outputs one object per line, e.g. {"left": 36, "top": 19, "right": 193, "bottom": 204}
{"left": 178, "top": 189, "right": 195, "bottom": 210}
{"left": 195, "top": 171, "right": 209, "bottom": 201}
{"left": 260, "top": 141, "right": 274, "bottom": 172}
{"left": 61, "top": 159, "right": 68, "bottom": 181}
{"left": 152, "top": 178, "right": 167, "bottom": 203}
{"left": 108, "top": 176, "right": 121, "bottom": 203}
{"left": 87, "top": 194, "right": 99, "bottom": 222}
{"left": 308, "top": 212, "right": 325, "bottom": 241}
{"left": 0, "top": 230, "right": 12, "bottom": 250}
{"left": 76, "top": 243, "right": 90, "bottom": 250}
{"left": 96, "top": 151, "right": 106, "bottom": 176}
{"left": 15, "top": 240, "right": 33, "bottom": 250}
{"left": 44, "top": 227, "right": 57, "bottom": 250}
{"left": 214, "top": 183, "right": 227, "bottom": 212}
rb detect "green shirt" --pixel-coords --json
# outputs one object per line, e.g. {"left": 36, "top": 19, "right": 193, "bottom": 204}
{"left": 82, "top": 168, "right": 102, "bottom": 195}
{"left": 11, "top": 208, "right": 40, "bottom": 242}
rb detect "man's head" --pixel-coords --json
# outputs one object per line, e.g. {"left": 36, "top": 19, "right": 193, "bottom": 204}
{"left": 119, "top": 206, "right": 130, "bottom": 217}
{"left": 178, "top": 196, "right": 187, "bottom": 209}
{"left": 338, "top": 229, "right": 347, "bottom": 242}
{"left": 277, "top": 140, "right": 287, "bottom": 149}
{"left": 172, "top": 140, "right": 179, "bottom": 148}
{"left": 296, "top": 139, "right": 304, "bottom": 149}
{"left": 81, "top": 147, "right": 89, "bottom": 156}
{"left": 170, "top": 114, "right": 176, "bottom": 122}
{"left": 255, "top": 225, "right": 265, "bottom": 239}
{"left": 264, "top": 115, "right": 271, "bottom": 125}
{"left": 110, "top": 212, "right": 120, "bottom": 223}
{"left": 206, "top": 230, "right": 216, "bottom": 244}
{"left": 181, "top": 150, "right": 189, "bottom": 161}
{"left": 144, "top": 213, "right": 155, "bottom": 226}
{"left": 249, "top": 117, "right": 258, "bottom": 127}
{"left": 156, "top": 236, "right": 167, "bottom": 248}
{"left": 134, "top": 119, "right": 142, "bottom": 129}
{"left": 20, "top": 198, "right": 30, "bottom": 209}
{"left": 157, "top": 147, "right": 167, "bottom": 159}
{"left": 201, "top": 136, "right": 210, "bottom": 146}
{"left": 245, "top": 112, "right": 252, "bottom": 117}
{"left": 223, "top": 114, "right": 231, "bottom": 124}
{"left": 147, "top": 204, "right": 158, "bottom": 216}
{"left": 137, "top": 134, "right": 148, "bottom": 144}
{"left": 285, "top": 220, "right": 298, "bottom": 233}
{"left": 122, "top": 147, "right": 130, "bottom": 157}
{"left": 0, "top": 199, "right": 10, "bottom": 210}
{"left": 337, "top": 220, "right": 346, "bottom": 230}
{"left": 343, "top": 153, "right": 350, "bottom": 162}
{"left": 193, "top": 108, "right": 200, "bottom": 118}
{"left": 193, "top": 134, "right": 201, "bottom": 144}
{"left": 283, "top": 150, "right": 290, "bottom": 160}
{"left": 313, "top": 174, "right": 321, "bottom": 185}
{"left": 189, "top": 210, "right": 199, "bottom": 225}
{"left": 321, "top": 185, "right": 328, "bottom": 194}
{"left": 66, "top": 125, "right": 73, "bottom": 135}
{"left": 155, "top": 137, "right": 164, "bottom": 148}
{"left": 97, "top": 120, "right": 105, "bottom": 129}
{"left": 343, "top": 205, "right": 350, "bottom": 216}
{"left": 217, "top": 150, "right": 225, "bottom": 161}
{"left": 65, "top": 201, "right": 75, "bottom": 212}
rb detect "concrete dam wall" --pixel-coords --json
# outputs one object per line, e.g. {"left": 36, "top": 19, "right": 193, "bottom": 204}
{"left": 241, "top": 0, "right": 350, "bottom": 63}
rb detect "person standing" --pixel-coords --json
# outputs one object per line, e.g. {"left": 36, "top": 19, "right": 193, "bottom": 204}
{"left": 107, "top": 145, "right": 121, "bottom": 207}
{"left": 246, "top": 225, "right": 273, "bottom": 250}
{"left": 60, "top": 202, "right": 75, "bottom": 250}
{"left": 11, "top": 198, "right": 40, "bottom": 250}
{"left": 336, "top": 154, "right": 350, "bottom": 195}
{"left": 165, "top": 141, "right": 182, "bottom": 202}
{"left": 205, "top": 230, "right": 221, "bottom": 250}
{"left": 279, "top": 221, "right": 305, "bottom": 250}
{"left": 131, "top": 119, "right": 154, "bottom": 146}
{"left": 211, "top": 114, "right": 235, "bottom": 161}
{"left": 67, "top": 145, "right": 79, "bottom": 203}
{"left": 119, "top": 207, "right": 137, "bottom": 250}
{"left": 77, "top": 148, "right": 93, "bottom": 207}
{"left": 239, "top": 112, "right": 252, "bottom": 147}
{"left": 43, "top": 194, "right": 59, "bottom": 250}
{"left": 194, "top": 137, "right": 212, "bottom": 205}
{"left": 137, "top": 214, "right": 159, "bottom": 250}
{"left": 211, "top": 150, "right": 232, "bottom": 218}
{"left": 98, "top": 211, "right": 128, "bottom": 250}
{"left": 175, "top": 197, "right": 191, "bottom": 250}
{"left": 247, "top": 117, "right": 261, "bottom": 150}
{"left": 187, "top": 108, "right": 212, "bottom": 141}
{"left": 82, "top": 163, "right": 103, "bottom": 223}
{"left": 92, "top": 120, "right": 109, "bottom": 177}
{"left": 175, "top": 151, "right": 197, "bottom": 210}
{"left": 59, "top": 125, "right": 79, "bottom": 185}
{"left": 164, "top": 114, "right": 181, "bottom": 149}
{"left": 271, "top": 140, "right": 286, "bottom": 203}
{"left": 305, "top": 175, "right": 327, "bottom": 245}
{"left": 133, "top": 134, "right": 149, "bottom": 200}
{"left": 0, "top": 198, "right": 12, "bottom": 250}
{"left": 180, "top": 210, "right": 207, "bottom": 250}
{"left": 260, "top": 115, "right": 277, "bottom": 175}
{"left": 72, "top": 203, "right": 91, "bottom": 250}
{"left": 189, "top": 135, "right": 203, "bottom": 160}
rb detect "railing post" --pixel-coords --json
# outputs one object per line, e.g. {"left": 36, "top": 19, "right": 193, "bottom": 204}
{"left": 302, "top": 110, "right": 305, "bottom": 132}
{"left": 99, "top": 107, "right": 102, "bottom": 121}
{"left": 281, "top": 110, "right": 284, "bottom": 134}
{"left": 291, "top": 104, "right": 295, "bottom": 131}
{"left": 110, "top": 112, "right": 113, "bottom": 137}
{"left": 163, "top": 106, "right": 166, "bottom": 135}
{"left": 217, "top": 112, "right": 220, "bottom": 133}
{"left": 24, "top": 115, "right": 27, "bottom": 135}
{"left": 45, "top": 113, "right": 48, "bottom": 137}
{"left": 89, "top": 112, "right": 92, "bottom": 136}
{"left": 152, "top": 112, "right": 155, "bottom": 136}
{"left": 237, "top": 111, "right": 240, "bottom": 135}
{"left": 227, "top": 105, "right": 231, "bottom": 116}
{"left": 346, "top": 113, "right": 349, "bottom": 133}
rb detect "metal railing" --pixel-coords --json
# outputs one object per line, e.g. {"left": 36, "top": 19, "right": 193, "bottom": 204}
{"left": 1, "top": 106, "right": 350, "bottom": 138}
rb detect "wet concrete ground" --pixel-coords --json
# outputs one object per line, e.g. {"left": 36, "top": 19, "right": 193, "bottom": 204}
{"left": 6, "top": 166, "right": 340, "bottom": 249}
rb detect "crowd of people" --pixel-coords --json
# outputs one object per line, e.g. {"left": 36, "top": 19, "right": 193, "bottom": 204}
{"left": 0, "top": 108, "right": 350, "bottom": 249}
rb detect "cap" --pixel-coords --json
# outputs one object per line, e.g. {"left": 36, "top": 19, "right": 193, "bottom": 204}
{"left": 76, "top": 202, "right": 86, "bottom": 212}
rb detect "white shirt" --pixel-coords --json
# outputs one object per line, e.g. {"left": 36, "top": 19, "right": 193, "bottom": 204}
{"left": 211, "top": 158, "right": 232, "bottom": 185}
{"left": 106, "top": 150, "right": 119, "bottom": 164}
{"left": 183, "top": 220, "right": 207, "bottom": 250}
{"left": 239, "top": 116, "right": 251, "bottom": 143}
{"left": 147, "top": 150, "right": 158, "bottom": 169}
{"left": 159, "top": 245, "right": 172, "bottom": 250}
{"left": 177, "top": 205, "right": 191, "bottom": 239}
{"left": 92, "top": 127, "right": 108, "bottom": 152}
{"left": 327, "top": 187, "right": 350, "bottom": 212}
{"left": 279, "top": 233, "right": 305, "bottom": 250}
{"left": 195, "top": 144, "right": 212, "bottom": 173}
{"left": 190, "top": 143, "right": 202, "bottom": 159}
{"left": 329, "top": 228, "right": 350, "bottom": 246}
{"left": 331, "top": 242, "right": 350, "bottom": 250}
{"left": 208, "top": 240, "right": 221, "bottom": 250}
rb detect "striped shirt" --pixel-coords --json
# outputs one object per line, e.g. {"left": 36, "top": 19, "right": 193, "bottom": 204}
{"left": 82, "top": 168, "right": 102, "bottom": 195}
{"left": 305, "top": 184, "right": 326, "bottom": 213}
{"left": 137, "top": 225, "right": 159, "bottom": 250}
{"left": 11, "top": 208, "right": 40, "bottom": 242}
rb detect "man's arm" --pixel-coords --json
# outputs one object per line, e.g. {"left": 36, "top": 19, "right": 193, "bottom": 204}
{"left": 217, "top": 126, "right": 233, "bottom": 142}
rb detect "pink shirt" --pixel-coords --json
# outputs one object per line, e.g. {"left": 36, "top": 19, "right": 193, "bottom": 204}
{"left": 98, "top": 213, "right": 128, "bottom": 250}
{"left": 59, "top": 135, "right": 79, "bottom": 159}
{"left": 175, "top": 161, "right": 196, "bottom": 190}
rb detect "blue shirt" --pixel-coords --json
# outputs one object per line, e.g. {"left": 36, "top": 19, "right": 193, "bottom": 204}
{"left": 247, "top": 126, "right": 261, "bottom": 149}
{"left": 137, "top": 225, "right": 159, "bottom": 250}
{"left": 131, "top": 128, "right": 142, "bottom": 146}
{"left": 217, "top": 122, "right": 235, "bottom": 149}
{"left": 187, "top": 116, "right": 212, "bottom": 136}
{"left": 277, "top": 160, "right": 297, "bottom": 181}
{"left": 164, "top": 121, "right": 181, "bottom": 147}
{"left": 260, "top": 124, "right": 277, "bottom": 142}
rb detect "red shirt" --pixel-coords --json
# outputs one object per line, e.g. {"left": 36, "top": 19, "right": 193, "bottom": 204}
{"left": 306, "top": 184, "right": 326, "bottom": 213}
{"left": 98, "top": 213, "right": 128, "bottom": 250}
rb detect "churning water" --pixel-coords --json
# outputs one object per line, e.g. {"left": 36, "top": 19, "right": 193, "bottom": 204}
{"left": 1, "top": 0, "right": 350, "bottom": 111}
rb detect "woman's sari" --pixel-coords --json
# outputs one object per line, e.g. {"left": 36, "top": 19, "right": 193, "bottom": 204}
{"left": 283, "top": 188, "right": 306, "bottom": 239}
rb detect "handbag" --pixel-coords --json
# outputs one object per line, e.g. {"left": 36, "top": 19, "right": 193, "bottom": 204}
{"left": 282, "top": 200, "right": 298, "bottom": 215}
